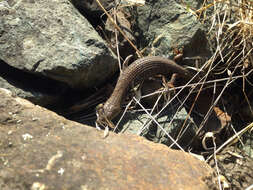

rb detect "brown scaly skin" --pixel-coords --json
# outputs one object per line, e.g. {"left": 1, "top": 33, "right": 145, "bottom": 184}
{"left": 96, "top": 56, "right": 193, "bottom": 128}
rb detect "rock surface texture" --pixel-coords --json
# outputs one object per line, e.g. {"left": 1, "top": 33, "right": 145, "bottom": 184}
{"left": 0, "top": 88, "right": 217, "bottom": 190}
{"left": 0, "top": 0, "right": 117, "bottom": 105}
{"left": 134, "top": 0, "right": 212, "bottom": 63}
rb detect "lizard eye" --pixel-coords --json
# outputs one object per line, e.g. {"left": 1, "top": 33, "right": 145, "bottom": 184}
{"left": 96, "top": 103, "right": 105, "bottom": 115}
{"left": 96, "top": 103, "right": 106, "bottom": 126}
{"left": 96, "top": 103, "right": 116, "bottom": 129}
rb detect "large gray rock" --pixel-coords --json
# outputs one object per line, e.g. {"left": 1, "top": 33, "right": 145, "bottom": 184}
{"left": 0, "top": 0, "right": 117, "bottom": 90}
{"left": 134, "top": 0, "right": 212, "bottom": 65}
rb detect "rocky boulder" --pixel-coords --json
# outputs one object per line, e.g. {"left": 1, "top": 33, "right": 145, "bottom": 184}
{"left": 0, "top": 88, "right": 217, "bottom": 190}
{"left": 0, "top": 0, "right": 117, "bottom": 105}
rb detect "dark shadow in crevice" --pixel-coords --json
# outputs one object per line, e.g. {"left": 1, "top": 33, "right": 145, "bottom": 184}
{"left": 70, "top": 0, "right": 107, "bottom": 29}
{"left": 0, "top": 59, "right": 67, "bottom": 95}
{"left": 0, "top": 60, "right": 106, "bottom": 126}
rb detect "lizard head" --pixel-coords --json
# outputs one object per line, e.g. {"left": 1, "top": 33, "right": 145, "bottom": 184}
{"left": 96, "top": 103, "right": 121, "bottom": 129}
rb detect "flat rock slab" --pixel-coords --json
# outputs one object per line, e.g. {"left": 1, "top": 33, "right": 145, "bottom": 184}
{"left": 0, "top": 88, "right": 216, "bottom": 190}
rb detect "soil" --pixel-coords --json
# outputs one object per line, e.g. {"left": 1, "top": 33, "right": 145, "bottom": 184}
{"left": 208, "top": 144, "right": 253, "bottom": 189}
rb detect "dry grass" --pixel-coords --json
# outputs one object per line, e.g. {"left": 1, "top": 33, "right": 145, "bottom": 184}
{"left": 194, "top": 0, "right": 253, "bottom": 149}
{"left": 186, "top": 1, "right": 253, "bottom": 189}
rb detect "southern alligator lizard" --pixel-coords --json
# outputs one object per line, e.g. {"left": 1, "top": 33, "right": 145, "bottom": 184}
{"left": 96, "top": 56, "right": 192, "bottom": 128}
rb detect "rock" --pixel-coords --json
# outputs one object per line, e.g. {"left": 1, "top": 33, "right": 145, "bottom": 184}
{"left": 133, "top": 0, "right": 212, "bottom": 65}
{"left": 0, "top": 0, "right": 117, "bottom": 90}
{"left": 117, "top": 106, "right": 198, "bottom": 149}
{"left": 0, "top": 88, "right": 217, "bottom": 190}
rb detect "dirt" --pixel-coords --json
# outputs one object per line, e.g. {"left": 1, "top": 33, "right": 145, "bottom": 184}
{"left": 208, "top": 144, "right": 253, "bottom": 189}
